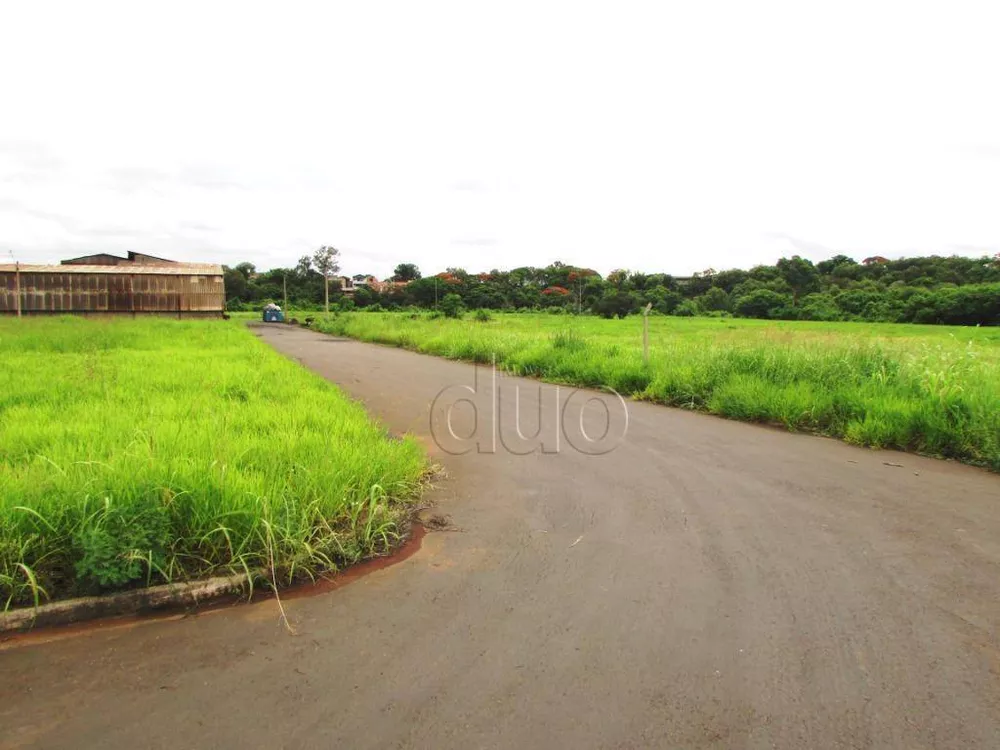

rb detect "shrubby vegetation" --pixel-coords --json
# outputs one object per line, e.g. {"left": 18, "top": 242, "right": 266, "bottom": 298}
{"left": 226, "top": 255, "right": 1000, "bottom": 326}
{"left": 0, "top": 318, "right": 426, "bottom": 609}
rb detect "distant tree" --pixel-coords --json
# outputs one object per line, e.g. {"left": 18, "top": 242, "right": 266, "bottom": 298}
{"left": 830, "top": 262, "right": 863, "bottom": 285}
{"left": 295, "top": 255, "right": 313, "bottom": 276}
{"left": 403, "top": 277, "right": 439, "bottom": 307}
{"left": 776, "top": 256, "right": 819, "bottom": 305}
{"left": 696, "top": 287, "right": 731, "bottom": 312}
{"left": 219, "top": 250, "right": 999, "bottom": 325}
{"left": 643, "top": 287, "right": 683, "bottom": 315}
{"left": 234, "top": 262, "right": 256, "bottom": 279}
{"left": 816, "top": 254, "right": 857, "bottom": 275}
{"left": 748, "top": 264, "right": 781, "bottom": 283}
{"left": 634, "top": 273, "right": 668, "bottom": 291}
{"left": 353, "top": 286, "right": 375, "bottom": 308}
{"left": 673, "top": 299, "right": 699, "bottom": 317}
{"left": 593, "top": 290, "right": 636, "bottom": 319}
{"left": 543, "top": 261, "right": 575, "bottom": 288}
{"left": 606, "top": 269, "right": 630, "bottom": 289}
{"left": 734, "top": 289, "right": 792, "bottom": 319}
{"left": 222, "top": 266, "right": 248, "bottom": 303}
{"left": 796, "top": 293, "right": 842, "bottom": 321}
{"left": 465, "top": 281, "right": 506, "bottom": 309}
{"left": 683, "top": 274, "right": 713, "bottom": 296}
{"left": 393, "top": 263, "right": 421, "bottom": 282}
{"left": 312, "top": 245, "right": 341, "bottom": 314}
{"left": 902, "top": 283, "right": 1000, "bottom": 326}
{"left": 710, "top": 269, "right": 749, "bottom": 293}
{"left": 835, "top": 287, "right": 886, "bottom": 319}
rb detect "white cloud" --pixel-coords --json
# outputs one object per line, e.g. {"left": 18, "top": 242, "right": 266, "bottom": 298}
{"left": 1, "top": 0, "right": 998, "bottom": 276}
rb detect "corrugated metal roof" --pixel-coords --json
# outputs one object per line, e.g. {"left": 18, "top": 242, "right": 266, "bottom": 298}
{"left": 0, "top": 263, "right": 223, "bottom": 276}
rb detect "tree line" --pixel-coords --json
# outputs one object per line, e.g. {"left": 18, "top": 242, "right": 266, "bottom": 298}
{"left": 224, "top": 253, "right": 1000, "bottom": 326}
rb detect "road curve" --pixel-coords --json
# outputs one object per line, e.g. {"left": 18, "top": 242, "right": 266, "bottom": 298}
{"left": 3, "top": 325, "right": 999, "bottom": 750}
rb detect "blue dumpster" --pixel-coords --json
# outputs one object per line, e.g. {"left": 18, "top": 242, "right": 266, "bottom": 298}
{"left": 262, "top": 308, "right": 285, "bottom": 323}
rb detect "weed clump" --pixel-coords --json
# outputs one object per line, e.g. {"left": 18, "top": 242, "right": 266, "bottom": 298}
{"left": 551, "top": 330, "right": 587, "bottom": 351}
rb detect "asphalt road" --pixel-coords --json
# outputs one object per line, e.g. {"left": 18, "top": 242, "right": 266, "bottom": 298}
{"left": 3, "top": 325, "right": 999, "bottom": 749}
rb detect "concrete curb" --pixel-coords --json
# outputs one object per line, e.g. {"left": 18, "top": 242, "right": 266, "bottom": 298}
{"left": 0, "top": 573, "right": 250, "bottom": 633}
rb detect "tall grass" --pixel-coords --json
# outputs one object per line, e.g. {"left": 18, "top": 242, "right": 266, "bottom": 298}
{"left": 0, "top": 317, "right": 426, "bottom": 610}
{"left": 314, "top": 312, "right": 1000, "bottom": 471}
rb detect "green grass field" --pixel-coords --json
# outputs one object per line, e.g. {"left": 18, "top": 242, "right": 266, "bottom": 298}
{"left": 314, "top": 312, "right": 1000, "bottom": 471}
{"left": 0, "top": 317, "right": 426, "bottom": 610}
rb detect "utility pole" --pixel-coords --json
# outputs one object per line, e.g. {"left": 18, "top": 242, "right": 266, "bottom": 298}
{"left": 434, "top": 277, "right": 439, "bottom": 307}
{"left": 283, "top": 274, "right": 288, "bottom": 319}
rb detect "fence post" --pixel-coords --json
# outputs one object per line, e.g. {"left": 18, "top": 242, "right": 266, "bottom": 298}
{"left": 642, "top": 302, "right": 652, "bottom": 365}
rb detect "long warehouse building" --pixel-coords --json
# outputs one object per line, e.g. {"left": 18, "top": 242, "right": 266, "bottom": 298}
{"left": 0, "top": 252, "right": 225, "bottom": 316}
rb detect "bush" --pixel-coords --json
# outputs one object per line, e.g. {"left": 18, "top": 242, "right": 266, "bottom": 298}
{"left": 440, "top": 293, "right": 465, "bottom": 318}
{"left": 733, "top": 289, "right": 792, "bottom": 319}
{"left": 901, "top": 283, "right": 1000, "bottom": 326}
{"left": 797, "top": 293, "right": 842, "bottom": 322}
{"left": 551, "top": 330, "right": 587, "bottom": 351}
{"left": 673, "top": 300, "right": 699, "bottom": 317}
{"left": 593, "top": 291, "right": 637, "bottom": 319}
{"left": 696, "top": 287, "right": 731, "bottom": 312}
{"left": 474, "top": 309, "right": 492, "bottom": 322}
{"left": 641, "top": 289, "right": 683, "bottom": 315}
{"left": 74, "top": 501, "right": 171, "bottom": 590}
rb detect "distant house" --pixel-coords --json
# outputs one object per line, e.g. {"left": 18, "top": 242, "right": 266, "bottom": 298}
{"left": 337, "top": 275, "right": 409, "bottom": 295}
{"left": 1, "top": 253, "right": 225, "bottom": 316}
{"left": 379, "top": 280, "right": 410, "bottom": 293}
{"left": 862, "top": 256, "right": 890, "bottom": 266}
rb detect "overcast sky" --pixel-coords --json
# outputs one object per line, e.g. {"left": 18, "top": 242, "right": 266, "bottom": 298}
{"left": 2, "top": 1, "right": 998, "bottom": 278}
